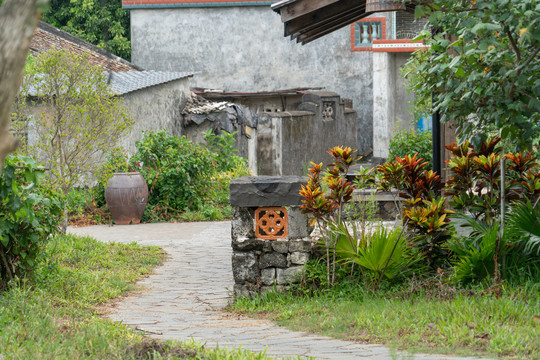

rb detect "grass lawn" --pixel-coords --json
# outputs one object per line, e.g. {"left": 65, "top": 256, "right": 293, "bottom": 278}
{"left": 0, "top": 234, "right": 281, "bottom": 359}
{"left": 232, "top": 273, "right": 540, "bottom": 360}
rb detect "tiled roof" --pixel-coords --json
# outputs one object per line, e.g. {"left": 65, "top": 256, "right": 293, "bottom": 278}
{"left": 25, "top": 71, "right": 194, "bottom": 97}
{"left": 109, "top": 71, "right": 194, "bottom": 95}
{"left": 30, "top": 22, "right": 142, "bottom": 72}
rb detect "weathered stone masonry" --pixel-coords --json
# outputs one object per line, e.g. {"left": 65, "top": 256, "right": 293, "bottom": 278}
{"left": 230, "top": 176, "right": 316, "bottom": 297}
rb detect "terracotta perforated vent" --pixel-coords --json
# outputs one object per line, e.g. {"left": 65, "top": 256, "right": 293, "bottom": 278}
{"left": 255, "top": 207, "right": 288, "bottom": 240}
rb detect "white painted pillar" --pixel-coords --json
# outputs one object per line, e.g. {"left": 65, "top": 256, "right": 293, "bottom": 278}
{"left": 372, "top": 51, "right": 396, "bottom": 159}
{"left": 247, "top": 126, "right": 258, "bottom": 175}
{"left": 271, "top": 116, "right": 283, "bottom": 176}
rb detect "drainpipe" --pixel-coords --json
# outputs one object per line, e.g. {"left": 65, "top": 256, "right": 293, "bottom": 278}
{"left": 432, "top": 27, "right": 442, "bottom": 177}
{"left": 432, "top": 100, "right": 441, "bottom": 176}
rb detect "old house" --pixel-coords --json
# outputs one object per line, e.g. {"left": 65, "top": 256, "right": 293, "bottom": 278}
{"left": 29, "top": 21, "right": 194, "bottom": 154}
{"left": 122, "top": 0, "right": 428, "bottom": 160}
{"left": 29, "top": 19, "right": 392, "bottom": 176}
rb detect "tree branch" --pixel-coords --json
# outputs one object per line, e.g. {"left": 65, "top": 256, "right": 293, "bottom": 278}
{"left": 506, "top": 30, "right": 522, "bottom": 100}
{"left": 519, "top": 46, "right": 540, "bottom": 72}
{"left": 506, "top": 30, "right": 521, "bottom": 65}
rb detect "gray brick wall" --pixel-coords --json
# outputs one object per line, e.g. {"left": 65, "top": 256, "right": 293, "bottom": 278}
{"left": 396, "top": 12, "right": 428, "bottom": 39}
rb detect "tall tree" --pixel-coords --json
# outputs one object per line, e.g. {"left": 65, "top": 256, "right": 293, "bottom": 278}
{"left": 13, "top": 48, "right": 133, "bottom": 195}
{"left": 0, "top": 0, "right": 46, "bottom": 172}
{"left": 408, "top": 0, "right": 540, "bottom": 151}
{"left": 42, "top": 0, "right": 131, "bottom": 60}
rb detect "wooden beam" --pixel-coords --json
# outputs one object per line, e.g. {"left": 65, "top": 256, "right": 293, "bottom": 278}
{"left": 299, "top": 14, "right": 376, "bottom": 44}
{"left": 290, "top": 7, "right": 366, "bottom": 41}
{"left": 277, "top": 0, "right": 420, "bottom": 45}
{"left": 279, "top": 0, "right": 339, "bottom": 23}
{"left": 284, "top": 0, "right": 366, "bottom": 37}
{"left": 295, "top": 11, "right": 374, "bottom": 44}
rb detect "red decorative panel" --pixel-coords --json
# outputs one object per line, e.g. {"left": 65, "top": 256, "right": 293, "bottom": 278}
{"left": 255, "top": 207, "right": 288, "bottom": 240}
{"left": 350, "top": 17, "right": 387, "bottom": 52}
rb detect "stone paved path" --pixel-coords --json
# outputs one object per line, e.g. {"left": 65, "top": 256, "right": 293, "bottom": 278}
{"left": 69, "top": 222, "right": 490, "bottom": 360}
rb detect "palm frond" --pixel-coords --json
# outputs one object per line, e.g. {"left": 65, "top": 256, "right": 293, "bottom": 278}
{"left": 508, "top": 200, "right": 540, "bottom": 256}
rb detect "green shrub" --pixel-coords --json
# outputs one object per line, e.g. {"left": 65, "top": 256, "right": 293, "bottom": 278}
{"left": 66, "top": 187, "right": 94, "bottom": 219}
{"left": 508, "top": 200, "right": 540, "bottom": 256}
{"left": 177, "top": 157, "right": 251, "bottom": 222}
{"left": 130, "top": 130, "right": 216, "bottom": 218}
{"left": 300, "top": 147, "right": 362, "bottom": 286}
{"left": 0, "top": 155, "right": 63, "bottom": 289}
{"left": 388, "top": 128, "right": 432, "bottom": 170}
{"left": 208, "top": 157, "right": 252, "bottom": 206}
{"left": 449, "top": 208, "right": 540, "bottom": 285}
{"left": 203, "top": 129, "right": 245, "bottom": 172}
{"left": 334, "top": 225, "right": 418, "bottom": 285}
{"left": 378, "top": 154, "right": 452, "bottom": 270}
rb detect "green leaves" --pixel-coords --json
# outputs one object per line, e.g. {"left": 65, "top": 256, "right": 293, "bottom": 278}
{"left": 406, "top": 0, "right": 540, "bottom": 153}
{"left": 203, "top": 130, "right": 246, "bottom": 173}
{"left": 471, "top": 22, "right": 502, "bottom": 34}
{"left": 0, "top": 155, "right": 64, "bottom": 289}
{"left": 507, "top": 200, "right": 540, "bottom": 256}
{"left": 42, "top": 0, "right": 131, "bottom": 60}
{"left": 13, "top": 49, "right": 134, "bottom": 197}
{"left": 448, "top": 216, "right": 500, "bottom": 283}
{"left": 337, "top": 226, "right": 415, "bottom": 280}
{"left": 130, "top": 130, "right": 216, "bottom": 218}
{"left": 388, "top": 128, "right": 433, "bottom": 171}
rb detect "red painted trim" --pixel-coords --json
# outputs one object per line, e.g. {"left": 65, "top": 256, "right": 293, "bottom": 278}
{"left": 350, "top": 17, "right": 386, "bottom": 52}
{"left": 372, "top": 38, "right": 427, "bottom": 53}
{"left": 123, "top": 0, "right": 270, "bottom": 4}
{"left": 372, "top": 47, "right": 425, "bottom": 52}
{"left": 373, "top": 39, "right": 423, "bottom": 44}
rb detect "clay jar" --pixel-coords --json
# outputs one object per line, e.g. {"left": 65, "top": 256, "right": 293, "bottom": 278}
{"left": 105, "top": 172, "right": 149, "bottom": 225}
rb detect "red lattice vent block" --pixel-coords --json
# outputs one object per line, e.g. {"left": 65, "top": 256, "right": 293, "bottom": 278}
{"left": 255, "top": 207, "right": 288, "bottom": 240}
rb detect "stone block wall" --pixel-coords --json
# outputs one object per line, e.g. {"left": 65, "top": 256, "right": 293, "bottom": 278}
{"left": 230, "top": 176, "right": 316, "bottom": 297}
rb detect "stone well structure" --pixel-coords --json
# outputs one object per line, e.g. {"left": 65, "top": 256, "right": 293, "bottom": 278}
{"left": 229, "top": 176, "right": 316, "bottom": 297}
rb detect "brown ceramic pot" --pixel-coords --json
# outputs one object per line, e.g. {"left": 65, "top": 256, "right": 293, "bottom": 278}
{"left": 105, "top": 172, "right": 148, "bottom": 225}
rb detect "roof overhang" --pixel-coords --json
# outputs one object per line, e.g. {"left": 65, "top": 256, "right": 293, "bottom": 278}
{"left": 272, "top": 0, "right": 418, "bottom": 45}
{"left": 122, "top": 0, "right": 276, "bottom": 9}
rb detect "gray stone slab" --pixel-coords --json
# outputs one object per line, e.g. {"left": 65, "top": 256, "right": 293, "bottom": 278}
{"left": 229, "top": 176, "right": 307, "bottom": 207}
{"left": 259, "top": 252, "right": 287, "bottom": 269}
{"left": 232, "top": 251, "right": 259, "bottom": 284}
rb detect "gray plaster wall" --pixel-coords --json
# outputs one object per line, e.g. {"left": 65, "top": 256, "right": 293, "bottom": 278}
{"left": 130, "top": 6, "right": 373, "bottom": 153}
{"left": 281, "top": 110, "right": 358, "bottom": 176}
{"left": 257, "top": 103, "right": 357, "bottom": 176}
{"left": 119, "top": 78, "right": 190, "bottom": 154}
{"left": 394, "top": 52, "right": 416, "bottom": 130}
{"left": 372, "top": 52, "right": 415, "bottom": 159}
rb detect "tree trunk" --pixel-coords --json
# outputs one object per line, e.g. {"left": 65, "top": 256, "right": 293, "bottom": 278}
{"left": 0, "top": 0, "right": 45, "bottom": 171}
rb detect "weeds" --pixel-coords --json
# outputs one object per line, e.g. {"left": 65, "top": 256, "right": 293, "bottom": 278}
{"left": 232, "top": 265, "right": 540, "bottom": 359}
{"left": 0, "top": 234, "right": 282, "bottom": 359}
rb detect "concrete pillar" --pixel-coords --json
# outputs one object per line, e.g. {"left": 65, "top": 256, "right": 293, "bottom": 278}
{"left": 247, "top": 126, "right": 258, "bottom": 175}
{"left": 372, "top": 51, "right": 396, "bottom": 159}
{"left": 271, "top": 117, "right": 283, "bottom": 176}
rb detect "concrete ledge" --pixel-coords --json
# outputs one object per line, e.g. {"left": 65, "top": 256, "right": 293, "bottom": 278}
{"left": 352, "top": 189, "right": 402, "bottom": 202}
{"left": 230, "top": 176, "right": 307, "bottom": 207}
{"left": 264, "top": 110, "right": 314, "bottom": 118}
